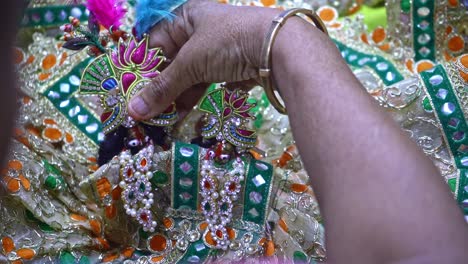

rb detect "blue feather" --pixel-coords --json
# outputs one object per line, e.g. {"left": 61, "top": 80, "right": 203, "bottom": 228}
{"left": 135, "top": 0, "right": 188, "bottom": 37}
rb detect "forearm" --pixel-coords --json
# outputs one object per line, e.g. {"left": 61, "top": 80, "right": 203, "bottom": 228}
{"left": 270, "top": 18, "right": 468, "bottom": 262}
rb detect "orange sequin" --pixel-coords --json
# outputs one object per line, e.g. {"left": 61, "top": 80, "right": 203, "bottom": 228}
{"left": 42, "top": 54, "right": 57, "bottom": 70}
{"left": 122, "top": 247, "right": 135, "bottom": 258}
{"left": 149, "top": 235, "right": 167, "bottom": 252}
{"left": 372, "top": 27, "right": 386, "bottom": 44}
{"left": 448, "top": 35, "right": 465, "bottom": 52}
{"left": 16, "top": 248, "right": 35, "bottom": 260}
{"left": 96, "top": 178, "right": 111, "bottom": 198}
{"left": 8, "top": 160, "right": 23, "bottom": 170}
{"left": 18, "top": 174, "right": 31, "bottom": 191}
{"left": 102, "top": 252, "right": 119, "bottom": 262}
{"left": 278, "top": 218, "right": 289, "bottom": 233}
{"left": 43, "top": 127, "right": 63, "bottom": 142}
{"left": 2, "top": 237, "right": 15, "bottom": 254}
{"left": 318, "top": 7, "right": 337, "bottom": 22}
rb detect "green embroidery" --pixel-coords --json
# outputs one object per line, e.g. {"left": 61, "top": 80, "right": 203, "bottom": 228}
{"left": 22, "top": 5, "right": 88, "bottom": 28}
{"left": 335, "top": 40, "right": 404, "bottom": 86}
{"left": 172, "top": 143, "right": 200, "bottom": 210}
{"left": 42, "top": 59, "right": 103, "bottom": 145}
{"left": 242, "top": 160, "right": 273, "bottom": 225}
{"left": 420, "top": 65, "right": 468, "bottom": 214}
{"left": 412, "top": 0, "right": 436, "bottom": 61}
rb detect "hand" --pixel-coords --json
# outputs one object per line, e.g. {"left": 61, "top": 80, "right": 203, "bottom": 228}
{"left": 128, "top": 0, "right": 280, "bottom": 119}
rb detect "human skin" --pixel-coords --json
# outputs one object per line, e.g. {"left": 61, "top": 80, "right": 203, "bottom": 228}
{"left": 128, "top": 0, "right": 468, "bottom": 263}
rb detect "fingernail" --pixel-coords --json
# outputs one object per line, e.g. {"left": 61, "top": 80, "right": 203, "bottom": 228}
{"left": 129, "top": 96, "right": 149, "bottom": 116}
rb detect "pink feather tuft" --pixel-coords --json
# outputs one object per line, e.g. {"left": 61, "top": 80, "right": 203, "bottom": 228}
{"left": 86, "top": 0, "right": 127, "bottom": 29}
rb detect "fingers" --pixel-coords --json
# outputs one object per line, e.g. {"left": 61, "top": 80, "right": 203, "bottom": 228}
{"left": 128, "top": 55, "right": 191, "bottom": 120}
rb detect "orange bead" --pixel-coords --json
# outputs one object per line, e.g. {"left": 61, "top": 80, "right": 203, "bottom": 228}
{"left": 162, "top": 217, "right": 174, "bottom": 229}
{"left": 65, "top": 133, "right": 74, "bottom": 144}
{"left": 102, "top": 252, "right": 119, "bottom": 262}
{"left": 227, "top": 227, "right": 236, "bottom": 240}
{"left": 16, "top": 248, "right": 35, "bottom": 260}
{"left": 18, "top": 174, "right": 31, "bottom": 191}
{"left": 121, "top": 247, "right": 135, "bottom": 258}
{"left": 89, "top": 219, "right": 102, "bottom": 235}
{"left": 448, "top": 0, "right": 459, "bottom": 7}
{"left": 59, "top": 52, "right": 68, "bottom": 66}
{"left": 405, "top": 59, "right": 414, "bottom": 73}
{"left": 26, "top": 55, "right": 35, "bottom": 65}
{"left": 263, "top": 240, "right": 275, "bottom": 256}
{"left": 111, "top": 186, "right": 122, "bottom": 200}
{"left": 291, "top": 183, "right": 308, "bottom": 193}
{"left": 378, "top": 43, "right": 391, "bottom": 52}
{"left": 38, "top": 73, "right": 51, "bottom": 81}
{"left": 96, "top": 237, "right": 110, "bottom": 250}
{"left": 260, "top": 0, "right": 276, "bottom": 6}
{"left": 199, "top": 222, "right": 208, "bottom": 231}
{"left": 448, "top": 35, "right": 465, "bottom": 52}
{"left": 7, "top": 178, "right": 21, "bottom": 193}
{"left": 278, "top": 218, "right": 289, "bottom": 233}
{"left": 372, "top": 27, "right": 386, "bottom": 44}
{"left": 149, "top": 234, "right": 167, "bottom": 252}
{"left": 42, "top": 54, "right": 57, "bottom": 70}
{"left": 70, "top": 214, "right": 88, "bottom": 221}
{"left": 2, "top": 237, "right": 15, "bottom": 254}
{"left": 318, "top": 7, "right": 337, "bottom": 22}
{"left": 43, "top": 118, "right": 57, "bottom": 126}
{"left": 105, "top": 204, "right": 117, "bottom": 219}
{"left": 96, "top": 177, "right": 111, "bottom": 198}
{"left": 361, "top": 33, "right": 369, "bottom": 44}
{"left": 42, "top": 127, "right": 63, "bottom": 142}
{"left": 204, "top": 232, "right": 217, "bottom": 247}
{"left": 416, "top": 60, "right": 435, "bottom": 73}
{"left": 8, "top": 160, "right": 23, "bottom": 170}
{"left": 151, "top": 256, "right": 164, "bottom": 262}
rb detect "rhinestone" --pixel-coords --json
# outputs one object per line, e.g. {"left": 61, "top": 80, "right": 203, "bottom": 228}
{"left": 59, "top": 100, "right": 69, "bottom": 108}
{"left": 60, "top": 83, "right": 70, "bottom": 93}
{"left": 85, "top": 123, "right": 99, "bottom": 133}
{"left": 59, "top": 10, "right": 67, "bottom": 21}
{"left": 417, "top": 33, "right": 431, "bottom": 45}
{"left": 458, "top": 145, "right": 468, "bottom": 154}
{"left": 69, "top": 75, "right": 80, "bottom": 86}
{"left": 180, "top": 147, "right": 194, "bottom": 157}
{"left": 417, "top": 20, "right": 430, "bottom": 30}
{"left": 105, "top": 96, "right": 119, "bottom": 107}
{"left": 461, "top": 157, "right": 468, "bottom": 167}
{"left": 448, "top": 118, "right": 460, "bottom": 128}
{"left": 44, "top": 11, "right": 54, "bottom": 23}
{"left": 376, "top": 62, "right": 389, "bottom": 71}
{"left": 71, "top": 7, "right": 83, "bottom": 18}
{"left": 248, "top": 208, "right": 259, "bottom": 218}
{"left": 462, "top": 199, "right": 468, "bottom": 208}
{"left": 252, "top": 175, "right": 266, "bottom": 187}
{"left": 249, "top": 192, "right": 263, "bottom": 204}
{"left": 417, "top": 7, "right": 430, "bottom": 17}
{"left": 77, "top": 115, "right": 88, "bottom": 124}
{"left": 179, "top": 177, "right": 193, "bottom": 188}
{"left": 348, "top": 54, "right": 357, "bottom": 61}
{"left": 419, "top": 47, "right": 431, "bottom": 57}
{"left": 255, "top": 162, "right": 269, "bottom": 171}
{"left": 194, "top": 242, "right": 206, "bottom": 252}
{"left": 429, "top": 75, "right": 443, "bottom": 86}
{"left": 386, "top": 72, "right": 396, "bottom": 82}
{"left": 179, "top": 192, "right": 193, "bottom": 201}
{"left": 441, "top": 102, "right": 455, "bottom": 115}
{"left": 180, "top": 162, "right": 193, "bottom": 174}
{"left": 436, "top": 89, "right": 448, "bottom": 100}
{"left": 464, "top": 185, "right": 468, "bottom": 193}
{"left": 68, "top": 106, "right": 80, "bottom": 117}
{"left": 358, "top": 57, "right": 371, "bottom": 66}
{"left": 48, "top": 91, "right": 60, "bottom": 99}
{"left": 453, "top": 131, "right": 465, "bottom": 141}
{"left": 98, "top": 133, "right": 105, "bottom": 141}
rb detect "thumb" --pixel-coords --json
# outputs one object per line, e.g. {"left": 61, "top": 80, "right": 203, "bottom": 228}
{"left": 128, "top": 55, "right": 191, "bottom": 120}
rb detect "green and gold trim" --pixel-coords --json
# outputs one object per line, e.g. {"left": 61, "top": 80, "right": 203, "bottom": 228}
{"left": 412, "top": 0, "right": 436, "bottom": 62}
{"left": 171, "top": 143, "right": 200, "bottom": 210}
{"left": 22, "top": 5, "right": 88, "bottom": 28}
{"left": 242, "top": 160, "right": 273, "bottom": 225}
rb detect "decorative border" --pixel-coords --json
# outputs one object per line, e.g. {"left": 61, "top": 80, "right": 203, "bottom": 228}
{"left": 42, "top": 59, "right": 104, "bottom": 145}
{"left": 171, "top": 143, "right": 200, "bottom": 210}
{"left": 335, "top": 40, "right": 404, "bottom": 86}
{"left": 242, "top": 160, "right": 273, "bottom": 225}
{"left": 412, "top": 0, "right": 436, "bottom": 61}
{"left": 22, "top": 5, "right": 88, "bottom": 28}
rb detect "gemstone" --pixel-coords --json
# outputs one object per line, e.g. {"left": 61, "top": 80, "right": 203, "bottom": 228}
{"left": 187, "top": 256, "right": 200, "bottom": 263}
{"left": 59, "top": 10, "right": 67, "bottom": 21}
{"left": 458, "top": 145, "right": 468, "bottom": 154}
{"left": 417, "top": 7, "right": 430, "bottom": 17}
{"left": 448, "top": 118, "right": 460, "bottom": 128}
{"left": 180, "top": 162, "right": 193, "bottom": 174}
{"left": 121, "top": 72, "right": 136, "bottom": 92}
{"left": 249, "top": 192, "right": 263, "bottom": 204}
{"left": 418, "top": 47, "right": 431, "bottom": 57}
{"left": 348, "top": 54, "right": 357, "bottom": 61}
{"left": 69, "top": 75, "right": 80, "bottom": 86}
{"left": 180, "top": 147, "right": 194, "bottom": 157}
{"left": 60, "top": 83, "right": 70, "bottom": 93}
{"left": 71, "top": 7, "right": 83, "bottom": 18}
{"left": 228, "top": 182, "right": 236, "bottom": 191}
{"left": 32, "top": 13, "right": 41, "bottom": 23}
{"left": 179, "top": 177, "right": 193, "bottom": 188}
{"left": 48, "top": 91, "right": 60, "bottom": 99}
{"left": 465, "top": 185, "right": 468, "bottom": 193}
{"left": 216, "top": 230, "right": 223, "bottom": 238}
{"left": 436, "top": 89, "right": 448, "bottom": 99}
{"left": 441, "top": 102, "right": 455, "bottom": 115}
{"left": 98, "top": 133, "right": 105, "bottom": 142}
{"left": 429, "top": 75, "right": 443, "bottom": 86}
{"left": 252, "top": 175, "right": 266, "bottom": 187}
{"left": 248, "top": 208, "right": 259, "bottom": 218}
{"left": 102, "top": 78, "right": 118, "bottom": 90}
{"left": 204, "top": 202, "right": 211, "bottom": 212}
{"left": 220, "top": 203, "right": 228, "bottom": 212}
{"left": 453, "top": 131, "right": 465, "bottom": 141}
{"left": 376, "top": 62, "right": 388, "bottom": 71}
{"left": 44, "top": 176, "right": 58, "bottom": 190}
{"left": 255, "top": 162, "right": 269, "bottom": 171}
{"left": 358, "top": 57, "right": 371, "bottom": 66}
{"left": 139, "top": 182, "right": 146, "bottom": 192}
{"left": 386, "top": 72, "right": 396, "bottom": 82}
{"left": 194, "top": 242, "right": 206, "bottom": 252}
{"left": 400, "top": 0, "right": 411, "bottom": 12}
{"left": 151, "top": 171, "right": 168, "bottom": 186}
{"left": 417, "top": 33, "right": 431, "bottom": 45}
{"left": 105, "top": 96, "right": 119, "bottom": 107}
{"left": 76, "top": 115, "right": 88, "bottom": 125}
{"left": 140, "top": 212, "right": 149, "bottom": 222}
{"left": 128, "top": 191, "right": 135, "bottom": 200}
{"left": 461, "top": 157, "right": 468, "bottom": 167}
{"left": 422, "top": 97, "right": 433, "bottom": 112}
{"left": 179, "top": 192, "right": 192, "bottom": 201}
{"left": 44, "top": 11, "right": 54, "bottom": 23}
{"left": 149, "top": 234, "right": 167, "bottom": 252}
{"left": 86, "top": 123, "right": 99, "bottom": 133}
{"left": 463, "top": 199, "right": 468, "bottom": 208}
{"left": 140, "top": 158, "right": 147, "bottom": 167}
{"left": 418, "top": 20, "right": 430, "bottom": 30}
{"left": 293, "top": 251, "right": 308, "bottom": 263}
{"left": 203, "top": 179, "right": 212, "bottom": 190}
{"left": 68, "top": 106, "right": 80, "bottom": 117}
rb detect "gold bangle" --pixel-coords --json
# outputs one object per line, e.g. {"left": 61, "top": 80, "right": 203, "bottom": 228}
{"left": 259, "top": 8, "right": 328, "bottom": 114}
